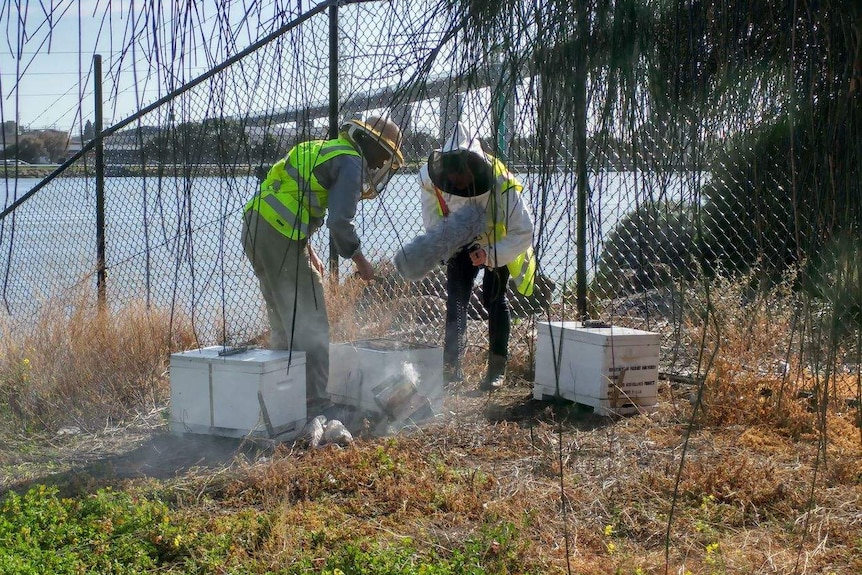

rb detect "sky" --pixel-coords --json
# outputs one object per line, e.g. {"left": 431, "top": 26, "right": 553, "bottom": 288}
{"left": 0, "top": 0, "right": 310, "bottom": 132}
{"left": 1, "top": 1, "right": 118, "bottom": 130}
{"left": 0, "top": 0, "right": 531, "bottom": 139}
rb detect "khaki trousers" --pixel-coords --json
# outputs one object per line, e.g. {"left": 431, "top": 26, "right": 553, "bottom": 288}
{"left": 241, "top": 211, "right": 330, "bottom": 403}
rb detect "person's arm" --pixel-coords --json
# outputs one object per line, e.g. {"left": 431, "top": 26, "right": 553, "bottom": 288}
{"left": 316, "top": 153, "right": 378, "bottom": 280}
{"left": 418, "top": 163, "right": 444, "bottom": 232}
{"left": 351, "top": 250, "right": 374, "bottom": 281}
{"left": 307, "top": 243, "right": 325, "bottom": 276}
{"left": 317, "top": 154, "right": 363, "bottom": 259}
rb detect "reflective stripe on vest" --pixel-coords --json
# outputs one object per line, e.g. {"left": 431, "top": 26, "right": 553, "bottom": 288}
{"left": 508, "top": 245, "right": 536, "bottom": 296}
{"left": 244, "top": 138, "right": 360, "bottom": 239}
{"left": 431, "top": 155, "right": 536, "bottom": 296}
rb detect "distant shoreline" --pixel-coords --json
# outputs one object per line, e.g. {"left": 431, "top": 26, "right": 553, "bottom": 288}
{"left": 3, "top": 163, "right": 697, "bottom": 180}
{"left": 1, "top": 164, "right": 424, "bottom": 179}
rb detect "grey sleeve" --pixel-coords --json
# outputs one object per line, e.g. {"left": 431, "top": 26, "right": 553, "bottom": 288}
{"left": 314, "top": 154, "right": 363, "bottom": 259}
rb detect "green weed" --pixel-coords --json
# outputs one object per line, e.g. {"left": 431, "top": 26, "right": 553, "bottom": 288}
{"left": 0, "top": 484, "right": 184, "bottom": 574}
{"left": 311, "top": 521, "right": 531, "bottom": 575}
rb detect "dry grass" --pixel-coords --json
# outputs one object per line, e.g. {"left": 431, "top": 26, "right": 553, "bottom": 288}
{"left": 325, "top": 273, "right": 405, "bottom": 343}
{"left": 325, "top": 260, "right": 448, "bottom": 345}
{"left": 174, "top": 382, "right": 858, "bottom": 574}
{"left": 681, "top": 272, "right": 861, "bottom": 448}
{"left": 1, "top": 272, "right": 860, "bottom": 574}
{"left": 0, "top": 289, "right": 197, "bottom": 432}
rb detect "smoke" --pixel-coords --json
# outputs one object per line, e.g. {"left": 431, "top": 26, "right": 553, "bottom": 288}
{"left": 393, "top": 204, "right": 486, "bottom": 281}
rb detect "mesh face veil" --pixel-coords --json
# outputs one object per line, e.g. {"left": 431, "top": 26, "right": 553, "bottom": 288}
{"left": 343, "top": 117, "right": 403, "bottom": 199}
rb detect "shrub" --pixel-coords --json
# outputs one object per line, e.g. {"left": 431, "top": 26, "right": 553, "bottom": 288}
{"left": 592, "top": 199, "right": 698, "bottom": 299}
{"left": 700, "top": 108, "right": 862, "bottom": 285}
{"left": 802, "top": 232, "right": 862, "bottom": 345}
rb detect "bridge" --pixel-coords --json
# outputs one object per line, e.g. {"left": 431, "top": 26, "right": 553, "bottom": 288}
{"left": 253, "top": 65, "right": 520, "bottom": 157}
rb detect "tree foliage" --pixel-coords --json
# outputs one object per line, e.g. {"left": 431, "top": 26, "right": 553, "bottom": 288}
{"left": 451, "top": 0, "right": 861, "bottom": 283}
{"left": 3, "top": 135, "right": 46, "bottom": 164}
{"left": 593, "top": 199, "right": 698, "bottom": 297}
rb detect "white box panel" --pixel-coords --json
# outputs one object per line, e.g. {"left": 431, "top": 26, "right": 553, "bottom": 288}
{"left": 327, "top": 338, "right": 443, "bottom": 414}
{"left": 534, "top": 321, "right": 660, "bottom": 415}
{"left": 170, "top": 346, "right": 306, "bottom": 439}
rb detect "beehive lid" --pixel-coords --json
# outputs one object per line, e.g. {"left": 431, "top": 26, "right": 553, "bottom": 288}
{"left": 170, "top": 346, "right": 305, "bottom": 373}
{"left": 342, "top": 338, "right": 436, "bottom": 352}
{"left": 537, "top": 321, "right": 660, "bottom": 347}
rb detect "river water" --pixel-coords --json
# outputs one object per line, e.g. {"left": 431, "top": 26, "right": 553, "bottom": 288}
{"left": 0, "top": 170, "right": 698, "bottom": 338}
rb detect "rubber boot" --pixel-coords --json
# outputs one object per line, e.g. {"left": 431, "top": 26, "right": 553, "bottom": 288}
{"left": 480, "top": 353, "right": 507, "bottom": 391}
{"left": 444, "top": 363, "right": 464, "bottom": 384}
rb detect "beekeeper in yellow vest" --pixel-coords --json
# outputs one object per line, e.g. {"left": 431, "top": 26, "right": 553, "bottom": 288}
{"left": 243, "top": 116, "right": 403, "bottom": 413}
{"left": 419, "top": 122, "right": 536, "bottom": 390}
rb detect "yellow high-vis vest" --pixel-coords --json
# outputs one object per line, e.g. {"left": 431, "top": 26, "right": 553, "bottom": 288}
{"left": 244, "top": 137, "right": 360, "bottom": 240}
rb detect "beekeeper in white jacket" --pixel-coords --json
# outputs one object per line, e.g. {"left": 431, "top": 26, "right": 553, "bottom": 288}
{"left": 418, "top": 122, "right": 536, "bottom": 390}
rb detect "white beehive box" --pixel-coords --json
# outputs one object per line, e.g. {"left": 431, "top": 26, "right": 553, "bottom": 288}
{"left": 328, "top": 338, "right": 443, "bottom": 414}
{"left": 170, "top": 346, "right": 306, "bottom": 440}
{"left": 534, "top": 321, "right": 660, "bottom": 415}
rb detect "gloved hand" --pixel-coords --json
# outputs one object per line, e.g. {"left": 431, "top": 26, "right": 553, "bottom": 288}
{"left": 469, "top": 245, "right": 487, "bottom": 267}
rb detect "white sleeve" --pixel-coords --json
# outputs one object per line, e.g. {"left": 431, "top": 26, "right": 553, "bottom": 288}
{"left": 483, "top": 187, "right": 534, "bottom": 269}
{"left": 418, "top": 163, "right": 444, "bottom": 232}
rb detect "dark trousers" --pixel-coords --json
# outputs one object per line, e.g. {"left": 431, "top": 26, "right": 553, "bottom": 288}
{"left": 444, "top": 248, "right": 511, "bottom": 369}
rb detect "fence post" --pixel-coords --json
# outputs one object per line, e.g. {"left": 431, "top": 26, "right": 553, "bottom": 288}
{"left": 327, "top": 0, "right": 340, "bottom": 280}
{"left": 94, "top": 54, "right": 107, "bottom": 309}
{"left": 574, "top": 4, "right": 588, "bottom": 320}
{"left": 491, "top": 61, "right": 513, "bottom": 162}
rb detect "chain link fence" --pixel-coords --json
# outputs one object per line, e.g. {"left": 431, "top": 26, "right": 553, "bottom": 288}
{"left": 1, "top": 0, "right": 860, "bottom": 385}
